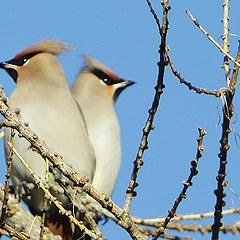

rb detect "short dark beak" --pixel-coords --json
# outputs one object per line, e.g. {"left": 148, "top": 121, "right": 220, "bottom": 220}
{"left": 0, "top": 61, "right": 18, "bottom": 83}
{"left": 125, "top": 80, "right": 135, "bottom": 87}
{"left": 113, "top": 79, "right": 135, "bottom": 102}
{"left": 119, "top": 79, "right": 135, "bottom": 87}
{"left": 0, "top": 62, "right": 6, "bottom": 69}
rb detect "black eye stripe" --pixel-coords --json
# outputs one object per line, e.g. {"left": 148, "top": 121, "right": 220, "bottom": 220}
{"left": 91, "top": 68, "right": 121, "bottom": 85}
{"left": 8, "top": 52, "right": 40, "bottom": 66}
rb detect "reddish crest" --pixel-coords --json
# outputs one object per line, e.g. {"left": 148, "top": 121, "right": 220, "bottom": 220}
{"left": 82, "top": 55, "right": 121, "bottom": 81}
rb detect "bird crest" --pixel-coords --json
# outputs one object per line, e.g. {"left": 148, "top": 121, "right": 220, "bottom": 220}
{"left": 14, "top": 40, "right": 72, "bottom": 60}
{"left": 82, "top": 55, "right": 120, "bottom": 81}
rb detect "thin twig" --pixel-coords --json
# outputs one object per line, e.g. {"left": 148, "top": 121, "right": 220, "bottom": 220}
{"left": 222, "top": 0, "right": 231, "bottom": 87}
{"left": 146, "top": 0, "right": 162, "bottom": 37}
{"left": 212, "top": 42, "right": 240, "bottom": 240}
{"left": 0, "top": 129, "right": 14, "bottom": 226}
{"left": 186, "top": 9, "right": 240, "bottom": 67}
{"left": 167, "top": 221, "right": 240, "bottom": 235}
{"left": 123, "top": 0, "right": 171, "bottom": 214}
{"left": 229, "top": 40, "right": 240, "bottom": 93}
{"left": 0, "top": 223, "right": 30, "bottom": 240}
{"left": 138, "top": 224, "right": 197, "bottom": 240}
{"left": 0, "top": 183, "right": 60, "bottom": 240}
{"left": 132, "top": 207, "right": 240, "bottom": 226}
{"left": 152, "top": 128, "right": 206, "bottom": 239}
{"left": 7, "top": 141, "right": 99, "bottom": 240}
{"left": 40, "top": 160, "right": 49, "bottom": 240}
{"left": 165, "top": 46, "right": 221, "bottom": 97}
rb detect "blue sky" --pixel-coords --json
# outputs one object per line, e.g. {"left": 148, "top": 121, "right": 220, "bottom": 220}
{"left": 0, "top": 1, "right": 240, "bottom": 239}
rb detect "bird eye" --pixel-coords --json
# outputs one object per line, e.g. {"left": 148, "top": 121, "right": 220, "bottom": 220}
{"left": 103, "top": 78, "right": 108, "bottom": 83}
{"left": 23, "top": 58, "right": 28, "bottom": 63}
{"left": 9, "top": 52, "right": 40, "bottom": 66}
{"left": 17, "top": 57, "right": 28, "bottom": 66}
{"left": 92, "top": 68, "right": 116, "bottom": 85}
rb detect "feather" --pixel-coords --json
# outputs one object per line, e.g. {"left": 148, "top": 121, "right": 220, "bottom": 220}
{"left": 14, "top": 40, "right": 72, "bottom": 60}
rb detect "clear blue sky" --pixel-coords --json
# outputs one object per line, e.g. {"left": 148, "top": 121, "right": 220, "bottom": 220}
{"left": 0, "top": 1, "right": 240, "bottom": 239}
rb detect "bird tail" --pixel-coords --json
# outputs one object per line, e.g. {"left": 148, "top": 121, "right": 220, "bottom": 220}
{"left": 46, "top": 214, "right": 73, "bottom": 240}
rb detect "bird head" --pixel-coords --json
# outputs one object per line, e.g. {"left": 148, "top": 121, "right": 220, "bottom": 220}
{"left": 81, "top": 55, "right": 135, "bottom": 102}
{"left": 0, "top": 40, "right": 71, "bottom": 83}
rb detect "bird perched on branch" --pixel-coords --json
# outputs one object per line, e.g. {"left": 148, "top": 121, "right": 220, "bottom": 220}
{"left": 0, "top": 40, "right": 96, "bottom": 240}
{"left": 71, "top": 55, "right": 134, "bottom": 198}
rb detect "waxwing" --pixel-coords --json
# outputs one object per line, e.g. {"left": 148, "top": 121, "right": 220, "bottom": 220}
{"left": 0, "top": 40, "right": 96, "bottom": 240}
{"left": 71, "top": 55, "right": 134, "bottom": 197}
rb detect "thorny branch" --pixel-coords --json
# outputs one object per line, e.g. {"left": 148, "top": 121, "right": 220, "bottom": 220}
{"left": 186, "top": 9, "right": 240, "bottom": 67}
{"left": 212, "top": 41, "right": 240, "bottom": 240}
{"left": 222, "top": 0, "right": 230, "bottom": 87}
{"left": 165, "top": 46, "right": 222, "bottom": 97}
{"left": 0, "top": 87, "right": 146, "bottom": 240}
{"left": 152, "top": 128, "right": 206, "bottom": 239}
{"left": 123, "top": 0, "right": 170, "bottom": 214}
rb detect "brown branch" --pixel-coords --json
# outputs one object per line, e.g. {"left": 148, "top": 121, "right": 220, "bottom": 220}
{"left": 165, "top": 46, "right": 221, "bottom": 97}
{"left": 7, "top": 141, "right": 100, "bottom": 240}
{"left": 152, "top": 128, "right": 206, "bottom": 239}
{"left": 222, "top": 0, "right": 231, "bottom": 87}
{"left": 212, "top": 41, "right": 240, "bottom": 240}
{"left": 229, "top": 40, "right": 240, "bottom": 93}
{"left": 40, "top": 160, "right": 49, "bottom": 240}
{"left": 146, "top": 0, "right": 162, "bottom": 37}
{"left": 185, "top": 9, "right": 240, "bottom": 67}
{"left": 0, "top": 129, "right": 14, "bottom": 226}
{"left": 167, "top": 221, "right": 240, "bottom": 235}
{"left": 0, "top": 184, "right": 60, "bottom": 240}
{"left": 123, "top": 0, "right": 171, "bottom": 214}
{"left": 132, "top": 207, "right": 240, "bottom": 226}
{"left": 138, "top": 225, "right": 197, "bottom": 240}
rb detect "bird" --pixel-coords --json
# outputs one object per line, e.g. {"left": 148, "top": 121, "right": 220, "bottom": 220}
{"left": 71, "top": 55, "right": 134, "bottom": 198}
{"left": 0, "top": 40, "right": 96, "bottom": 240}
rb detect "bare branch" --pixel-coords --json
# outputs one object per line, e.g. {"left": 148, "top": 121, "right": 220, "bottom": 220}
{"left": 0, "top": 129, "right": 14, "bottom": 226}
{"left": 138, "top": 224, "right": 197, "bottom": 240}
{"left": 165, "top": 46, "right": 222, "bottom": 97}
{"left": 0, "top": 184, "right": 60, "bottom": 240}
{"left": 7, "top": 141, "right": 100, "bottom": 240}
{"left": 185, "top": 9, "right": 240, "bottom": 67}
{"left": 40, "top": 160, "right": 50, "bottom": 240}
{"left": 132, "top": 207, "right": 240, "bottom": 226}
{"left": 229, "top": 40, "right": 240, "bottom": 93}
{"left": 152, "top": 128, "right": 206, "bottom": 239}
{"left": 146, "top": 0, "right": 162, "bottom": 36}
{"left": 212, "top": 42, "right": 240, "bottom": 240}
{"left": 123, "top": 0, "right": 171, "bottom": 214}
{"left": 167, "top": 221, "right": 240, "bottom": 235}
{"left": 222, "top": 0, "right": 231, "bottom": 87}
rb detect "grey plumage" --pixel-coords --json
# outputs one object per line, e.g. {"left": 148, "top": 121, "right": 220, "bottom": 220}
{"left": 0, "top": 40, "right": 96, "bottom": 238}
{"left": 71, "top": 55, "right": 134, "bottom": 197}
